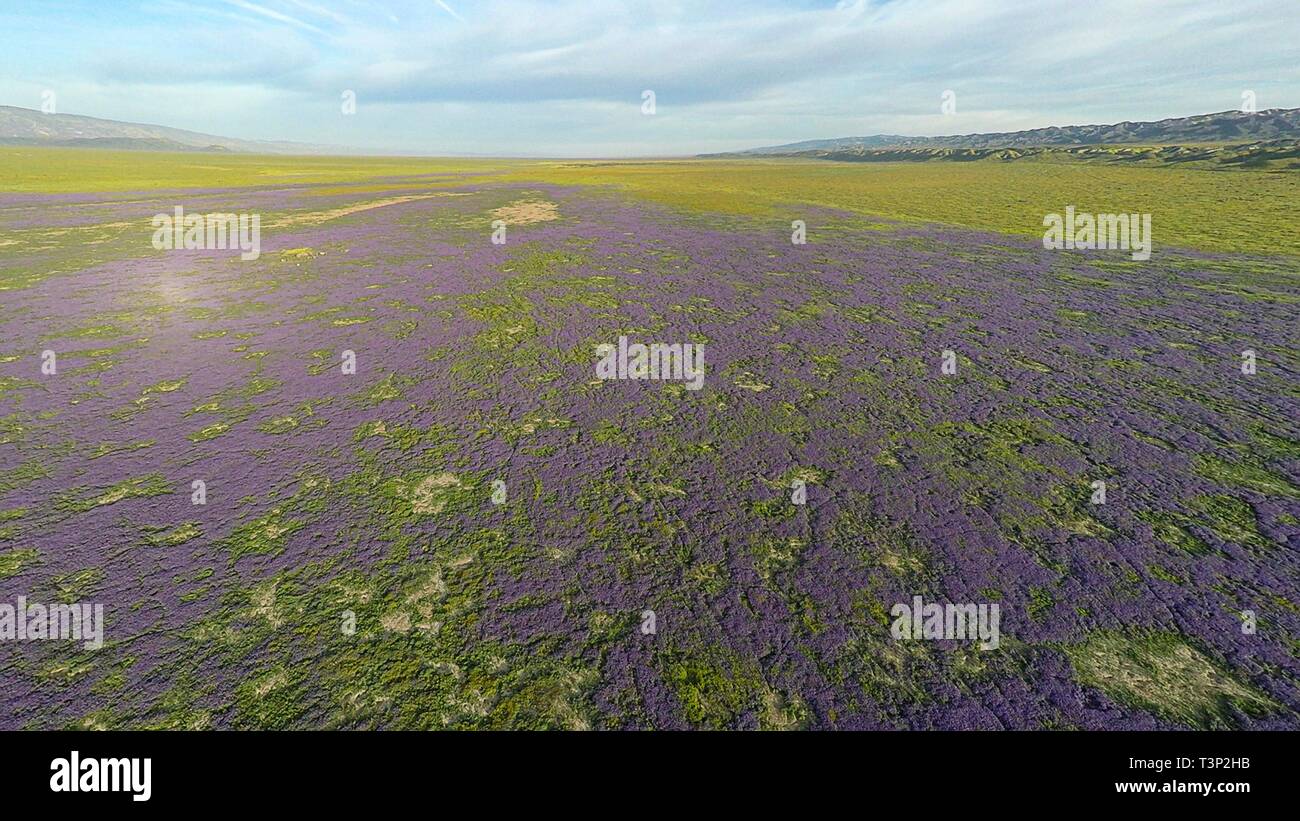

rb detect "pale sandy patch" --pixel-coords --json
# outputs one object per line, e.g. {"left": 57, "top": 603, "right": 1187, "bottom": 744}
{"left": 410, "top": 472, "right": 463, "bottom": 515}
{"left": 406, "top": 567, "right": 447, "bottom": 626}
{"left": 254, "top": 670, "right": 289, "bottom": 697}
{"left": 491, "top": 199, "right": 559, "bottom": 225}
{"left": 249, "top": 581, "right": 284, "bottom": 628}
{"left": 271, "top": 193, "right": 460, "bottom": 228}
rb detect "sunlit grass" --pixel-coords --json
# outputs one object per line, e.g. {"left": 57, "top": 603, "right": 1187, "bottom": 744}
{"left": 500, "top": 158, "right": 1300, "bottom": 257}
{"left": 3, "top": 148, "right": 1297, "bottom": 256}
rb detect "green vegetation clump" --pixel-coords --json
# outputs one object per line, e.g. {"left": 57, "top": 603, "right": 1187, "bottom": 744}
{"left": 1064, "top": 630, "right": 1277, "bottom": 729}
{"left": 0, "top": 547, "right": 39, "bottom": 579}
{"left": 225, "top": 508, "right": 303, "bottom": 562}
{"left": 661, "top": 647, "right": 766, "bottom": 729}
{"left": 1194, "top": 455, "right": 1300, "bottom": 499}
{"left": 1139, "top": 509, "right": 1213, "bottom": 556}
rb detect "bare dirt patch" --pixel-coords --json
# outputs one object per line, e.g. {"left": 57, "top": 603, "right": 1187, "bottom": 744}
{"left": 272, "top": 193, "right": 468, "bottom": 228}
{"left": 491, "top": 199, "right": 559, "bottom": 225}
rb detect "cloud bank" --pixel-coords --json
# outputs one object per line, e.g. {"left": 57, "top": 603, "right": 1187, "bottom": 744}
{"left": 2, "top": 0, "right": 1297, "bottom": 156}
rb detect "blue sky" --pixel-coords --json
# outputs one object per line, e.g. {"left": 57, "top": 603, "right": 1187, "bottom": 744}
{"left": 1, "top": 0, "right": 1297, "bottom": 156}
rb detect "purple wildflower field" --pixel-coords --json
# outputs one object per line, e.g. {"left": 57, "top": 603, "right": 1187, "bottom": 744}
{"left": 0, "top": 173, "right": 1297, "bottom": 730}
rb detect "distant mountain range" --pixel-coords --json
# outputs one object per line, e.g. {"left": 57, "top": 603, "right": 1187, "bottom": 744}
{"left": 0, "top": 105, "right": 346, "bottom": 154}
{"left": 716, "top": 108, "right": 1300, "bottom": 157}
{"left": 5, "top": 104, "right": 1300, "bottom": 162}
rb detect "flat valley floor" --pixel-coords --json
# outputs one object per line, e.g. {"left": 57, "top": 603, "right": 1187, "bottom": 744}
{"left": 0, "top": 154, "right": 1297, "bottom": 729}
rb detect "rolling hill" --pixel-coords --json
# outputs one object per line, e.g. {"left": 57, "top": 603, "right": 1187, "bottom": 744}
{"left": 718, "top": 108, "right": 1300, "bottom": 159}
{"left": 0, "top": 105, "right": 345, "bottom": 154}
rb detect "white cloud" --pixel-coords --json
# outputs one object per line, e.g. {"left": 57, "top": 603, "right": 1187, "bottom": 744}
{"left": 1, "top": 0, "right": 1297, "bottom": 155}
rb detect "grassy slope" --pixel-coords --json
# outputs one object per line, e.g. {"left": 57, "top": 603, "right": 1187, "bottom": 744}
{"left": 2, "top": 147, "right": 1297, "bottom": 257}
{"left": 0, "top": 146, "right": 515, "bottom": 192}
{"left": 501, "top": 159, "right": 1300, "bottom": 258}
